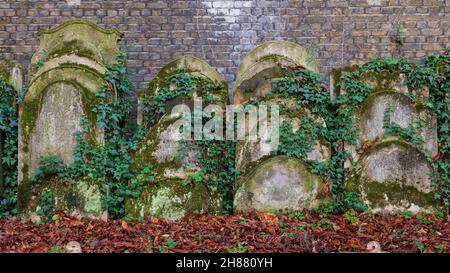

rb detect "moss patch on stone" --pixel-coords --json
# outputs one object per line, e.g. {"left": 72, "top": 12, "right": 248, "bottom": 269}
{"left": 364, "top": 180, "right": 435, "bottom": 209}
{"left": 125, "top": 181, "right": 222, "bottom": 220}
{"left": 345, "top": 139, "right": 436, "bottom": 212}
{"left": 33, "top": 19, "right": 123, "bottom": 67}
{"left": 21, "top": 176, "right": 103, "bottom": 223}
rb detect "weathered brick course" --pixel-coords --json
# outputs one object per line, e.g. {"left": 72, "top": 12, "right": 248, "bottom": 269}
{"left": 0, "top": 0, "right": 448, "bottom": 90}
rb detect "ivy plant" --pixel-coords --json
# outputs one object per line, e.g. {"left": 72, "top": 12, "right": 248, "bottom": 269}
{"left": 0, "top": 78, "right": 18, "bottom": 217}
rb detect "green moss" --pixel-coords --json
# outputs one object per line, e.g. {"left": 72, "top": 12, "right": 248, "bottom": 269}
{"left": 0, "top": 58, "right": 21, "bottom": 82}
{"left": 234, "top": 40, "right": 319, "bottom": 88}
{"left": 259, "top": 54, "right": 293, "bottom": 63}
{"left": 140, "top": 55, "right": 226, "bottom": 100}
{"left": 125, "top": 181, "right": 222, "bottom": 220}
{"left": 0, "top": 67, "right": 11, "bottom": 82}
{"left": 365, "top": 139, "right": 417, "bottom": 157}
{"left": 235, "top": 156, "right": 327, "bottom": 212}
{"left": 345, "top": 139, "right": 436, "bottom": 210}
{"left": 365, "top": 70, "right": 400, "bottom": 90}
{"left": 132, "top": 116, "right": 179, "bottom": 172}
{"left": 73, "top": 177, "right": 103, "bottom": 215}
{"left": 35, "top": 19, "right": 123, "bottom": 66}
{"left": 365, "top": 180, "right": 435, "bottom": 208}
{"left": 46, "top": 39, "right": 100, "bottom": 62}
{"left": 19, "top": 176, "right": 103, "bottom": 221}
{"left": 37, "top": 19, "right": 123, "bottom": 37}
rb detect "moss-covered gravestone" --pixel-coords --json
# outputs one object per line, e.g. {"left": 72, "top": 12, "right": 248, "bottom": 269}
{"left": 128, "top": 56, "right": 227, "bottom": 220}
{"left": 334, "top": 68, "right": 439, "bottom": 213}
{"left": 18, "top": 20, "right": 123, "bottom": 221}
{"left": 233, "top": 41, "right": 329, "bottom": 213}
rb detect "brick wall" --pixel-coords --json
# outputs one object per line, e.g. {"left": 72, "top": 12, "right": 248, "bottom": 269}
{"left": 0, "top": 0, "right": 449, "bottom": 91}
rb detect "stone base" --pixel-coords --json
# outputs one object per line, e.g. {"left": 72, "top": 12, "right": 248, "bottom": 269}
{"left": 125, "top": 182, "right": 223, "bottom": 220}
{"left": 20, "top": 177, "right": 104, "bottom": 223}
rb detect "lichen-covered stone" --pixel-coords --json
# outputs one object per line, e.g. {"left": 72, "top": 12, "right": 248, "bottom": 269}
{"left": 356, "top": 91, "right": 437, "bottom": 159}
{"left": 137, "top": 55, "right": 227, "bottom": 127}
{"left": 125, "top": 182, "right": 222, "bottom": 220}
{"left": 235, "top": 156, "right": 326, "bottom": 213}
{"left": 233, "top": 41, "right": 329, "bottom": 212}
{"left": 235, "top": 113, "right": 330, "bottom": 175}
{"left": 133, "top": 114, "right": 201, "bottom": 179}
{"left": 346, "top": 141, "right": 435, "bottom": 213}
{"left": 28, "top": 82, "right": 85, "bottom": 177}
{"left": 335, "top": 67, "right": 439, "bottom": 212}
{"left": 18, "top": 20, "right": 122, "bottom": 219}
{"left": 130, "top": 56, "right": 227, "bottom": 218}
{"left": 27, "top": 177, "right": 104, "bottom": 223}
{"left": 32, "top": 19, "right": 122, "bottom": 69}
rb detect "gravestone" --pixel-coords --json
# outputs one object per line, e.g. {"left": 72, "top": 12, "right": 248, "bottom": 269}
{"left": 233, "top": 41, "right": 329, "bottom": 213}
{"left": 17, "top": 20, "right": 123, "bottom": 221}
{"left": 234, "top": 156, "right": 325, "bottom": 212}
{"left": 128, "top": 56, "right": 227, "bottom": 219}
{"left": 334, "top": 68, "right": 439, "bottom": 213}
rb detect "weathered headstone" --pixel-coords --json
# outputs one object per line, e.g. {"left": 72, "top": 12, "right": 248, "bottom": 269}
{"left": 234, "top": 156, "right": 325, "bottom": 212}
{"left": 128, "top": 56, "right": 227, "bottom": 219}
{"left": 18, "top": 20, "right": 123, "bottom": 221}
{"left": 334, "top": 68, "right": 439, "bottom": 213}
{"left": 233, "top": 41, "right": 329, "bottom": 213}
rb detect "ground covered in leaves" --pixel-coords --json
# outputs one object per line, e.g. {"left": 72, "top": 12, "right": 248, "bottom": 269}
{"left": 0, "top": 210, "right": 448, "bottom": 253}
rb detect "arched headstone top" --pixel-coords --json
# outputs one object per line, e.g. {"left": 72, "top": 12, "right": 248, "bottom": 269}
{"left": 32, "top": 19, "right": 123, "bottom": 66}
{"left": 147, "top": 55, "right": 225, "bottom": 94}
{"left": 21, "top": 73, "right": 103, "bottom": 147}
{"left": 233, "top": 40, "right": 318, "bottom": 104}
{"left": 159, "top": 55, "right": 223, "bottom": 82}
{"left": 138, "top": 55, "right": 226, "bottom": 127}
{"left": 36, "top": 19, "right": 123, "bottom": 38}
{"left": 25, "top": 66, "right": 103, "bottom": 102}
